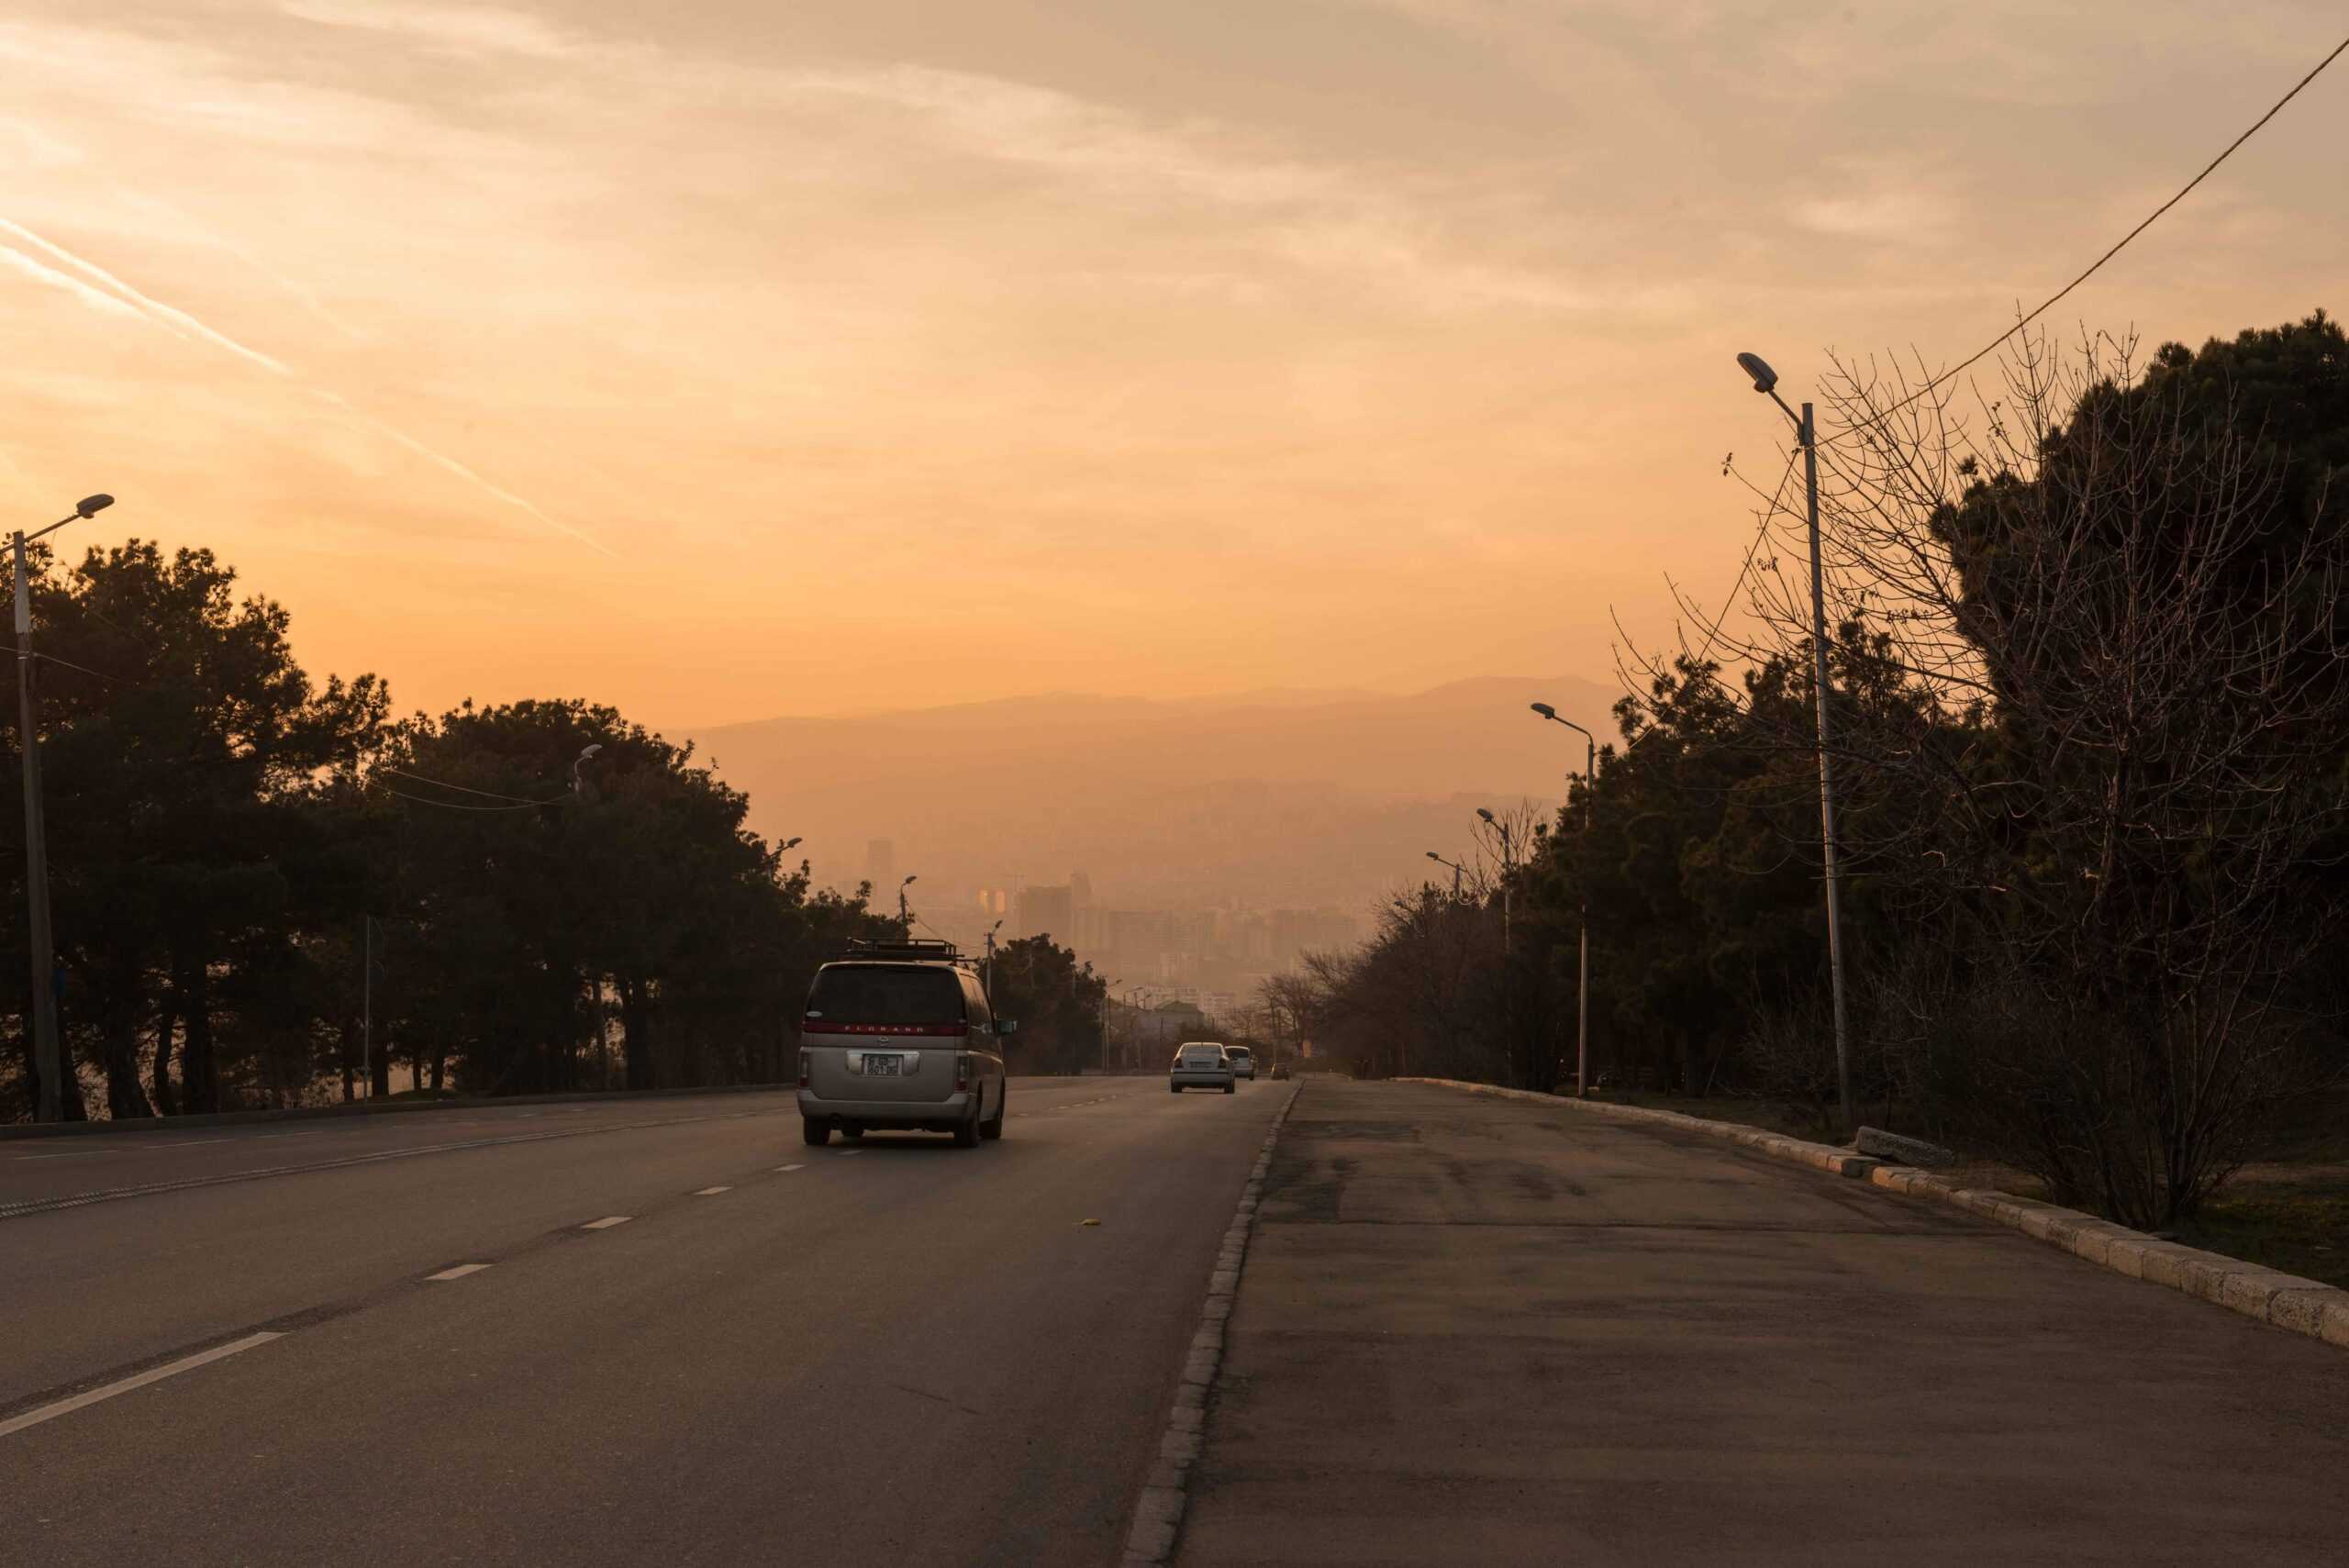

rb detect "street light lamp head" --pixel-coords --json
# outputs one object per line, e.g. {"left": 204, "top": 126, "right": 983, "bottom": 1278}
{"left": 1425, "top": 851, "right": 1442, "bottom": 862}
{"left": 781, "top": 836, "right": 802, "bottom": 851}
{"left": 1735, "top": 352, "right": 1778, "bottom": 395}
{"left": 74, "top": 495, "right": 115, "bottom": 519}
{"left": 902, "top": 874, "right": 918, "bottom": 887}
{"left": 1475, "top": 807, "right": 1497, "bottom": 825}
{"left": 1530, "top": 702, "right": 1556, "bottom": 719}
{"left": 576, "top": 743, "right": 602, "bottom": 762}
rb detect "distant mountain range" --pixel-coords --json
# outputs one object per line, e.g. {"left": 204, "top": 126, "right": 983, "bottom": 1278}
{"left": 678, "top": 675, "right": 1623, "bottom": 920}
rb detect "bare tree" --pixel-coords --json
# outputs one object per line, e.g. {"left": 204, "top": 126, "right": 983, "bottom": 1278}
{"left": 1702, "top": 328, "right": 2349, "bottom": 1225}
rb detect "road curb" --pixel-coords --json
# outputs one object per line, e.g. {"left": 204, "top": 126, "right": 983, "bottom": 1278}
{"left": 1120, "top": 1081, "right": 1301, "bottom": 1567}
{"left": 1396, "top": 1076, "right": 2349, "bottom": 1356}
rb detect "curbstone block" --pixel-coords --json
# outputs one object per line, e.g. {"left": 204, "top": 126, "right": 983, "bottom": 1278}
{"left": 2221, "top": 1268, "right": 2300, "bottom": 1321}
{"left": 2266, "top": 1287, "right": 2349, "bottom": 1339}
{"left": 2101, "top": 1234, "right": 2153, "bottom": 1279}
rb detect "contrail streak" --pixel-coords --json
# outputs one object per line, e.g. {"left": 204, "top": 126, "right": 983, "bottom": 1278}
{"left": 1, "top": 214, "right": 606, "bottom": 556}
{"left": 0, "top": 216, "right": 292, "bottom": 376}
{"left": 310, "top": 393, "right": 618, "bottom": 558}
{"left": 113, "top": 190, "right": 371, "bottom": 343}
{"left": 0, "top": 241, "right": 150, "bottom": 324}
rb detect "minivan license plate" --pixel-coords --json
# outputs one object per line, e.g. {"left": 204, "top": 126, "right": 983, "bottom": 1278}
{"left": 864, "top": 1054, "right": 901, "bottom": 1076}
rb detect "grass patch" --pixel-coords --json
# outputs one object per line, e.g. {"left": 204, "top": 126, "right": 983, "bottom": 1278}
{"left": 2174, "top": 1176, "right": 2349, "bottom": 1291}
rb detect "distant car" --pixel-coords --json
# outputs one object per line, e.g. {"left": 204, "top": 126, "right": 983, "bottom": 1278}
{"left": 1269, "top": 1062, "right": 1291, "bottom": 1081}
{"left": 797, "top": 939, "right": 1011, "bottom": 1147}
{"left": 1169, "top": 1040, "right": 1236, "bottom": 1094}
{"left": 1224, "top": 1046, "right": 1256, "bottom": 1080}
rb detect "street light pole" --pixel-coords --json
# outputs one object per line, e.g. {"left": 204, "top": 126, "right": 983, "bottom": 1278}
{"left": 1423, "top": 851, "right": 1464, "bottom": 897}
{"left": 1099, "top": 976, "right": 1119, "bottom": 1073}
{"left": 1735, "top": 352, "right": 1854, "bottom": 1130}
{"left": 13, "top": 494, "right": 112, "bottom": 1121}
{"left": 1475, "top": 808, "right": 1513, "bottom": 945}
{"left": 1531, "top": 704, "right": 1595, "bottom": 1097}
{"left": 898, "top": 874, "right": 918, "bottom": 938}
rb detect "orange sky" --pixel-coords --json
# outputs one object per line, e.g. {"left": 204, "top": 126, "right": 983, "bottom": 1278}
{"left": 4, "top": 2, "right": 2345, "bottom": 726}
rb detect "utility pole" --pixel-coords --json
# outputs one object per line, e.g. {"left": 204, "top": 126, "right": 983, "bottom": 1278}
{"left": 362, "top": 915, "right": 373, "bottom": 1097}
{"left": 14, "top": 528, "right": 59, "bottom": 1121}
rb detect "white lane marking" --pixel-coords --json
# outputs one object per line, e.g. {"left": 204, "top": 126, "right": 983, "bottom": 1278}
{"left": 774, "top": 1162, "right": 806, "bottom": 1173}
{"left": 835, "top": 1149, "right": 864, "bottom": 1158}
{"left": 580, "top": 1216, "right": 631, "bottom": 1230}
{"left": 0, "top": 1332, "right": 284, "bottom": 1440}
{"left": 17, "top": 1150, "right": 117, "bottom": 1161}
{"left": 425, "top": 1263, "right": 492, "bottom": 1282}
{"left": 693, "top": 1185, "right": 732, "bottom": 1195}
{"left": 155, "top": 1139, "right": 231, "bottom": 1147}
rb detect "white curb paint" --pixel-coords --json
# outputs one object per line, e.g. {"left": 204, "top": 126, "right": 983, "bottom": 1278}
{"left": 1119, "top": 1083, "right": 1301, "bottom": 1567}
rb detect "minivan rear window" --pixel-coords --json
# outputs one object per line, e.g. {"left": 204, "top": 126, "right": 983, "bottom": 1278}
{"left": 807, "top": 965, "right": 965, "bottom": 1026}
{"left": 1179, "top": 1046, "right": 1222, "bottom": 1064}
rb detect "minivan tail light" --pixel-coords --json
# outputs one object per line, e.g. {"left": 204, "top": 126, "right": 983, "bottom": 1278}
{"left": 797, "top": 1049, "right": 810, "bottom": 1089}
{"left": 955, "top": 1052, "right": 973, "bottom": 1092}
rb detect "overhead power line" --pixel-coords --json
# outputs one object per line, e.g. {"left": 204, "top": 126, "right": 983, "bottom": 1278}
{"left": 377, "top": 787, "right": 551, "bottom": 813}
{"left": 1827, "top": 28, "right": 2349, "bottom": 448}
{"left": 375, "top": 766, "right": 567, "bottom": 806}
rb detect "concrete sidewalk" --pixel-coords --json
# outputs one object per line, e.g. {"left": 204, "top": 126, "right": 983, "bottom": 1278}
{"left": 1175, "top": 1080, "right": 2349, "bottom": 1566}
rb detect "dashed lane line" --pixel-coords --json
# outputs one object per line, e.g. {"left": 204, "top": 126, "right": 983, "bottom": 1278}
{"left": 693, "top": 1185, "right": 733, "bottom": 1195}
{"left": 0, "top": 1107, "right": 791, "bottom": 1223}
{"left": 580, "top": 1216, "right": 632, "bottom": 1230}
{"left": 424, "top": 1263, "right": 493, "bottom": 1282}
{"left": 774, "top": 1163, "right": 806, "bottom": 1173}
{"left": 0, "top": 1332, "right": 284, "bottom": 1440}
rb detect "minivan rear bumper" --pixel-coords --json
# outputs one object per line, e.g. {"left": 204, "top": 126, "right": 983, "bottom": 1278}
{"left": 799, "top": 1090, "right": 975, "bottom": 1129}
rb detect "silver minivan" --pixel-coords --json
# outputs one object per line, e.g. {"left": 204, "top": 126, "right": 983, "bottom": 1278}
{"left": 797, "top": 940, "right": 1011, "bottom": 1148}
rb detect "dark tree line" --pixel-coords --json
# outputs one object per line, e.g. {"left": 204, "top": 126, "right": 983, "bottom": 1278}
{"left": 1289, "top": 312, "right": 2349, "bottom": 1227}
{"left": 0, "top": 539, "right": 1088, "bottom": 1120}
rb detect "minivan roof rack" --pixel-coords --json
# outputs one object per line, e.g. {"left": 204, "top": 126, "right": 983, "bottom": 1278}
{"left": 838, "top": 937, "right": 974, "bottom": 966}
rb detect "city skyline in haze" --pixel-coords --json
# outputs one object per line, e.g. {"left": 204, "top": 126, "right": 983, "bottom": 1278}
{"left": 4, "top": 3, "right": 2346, "bottom": 725}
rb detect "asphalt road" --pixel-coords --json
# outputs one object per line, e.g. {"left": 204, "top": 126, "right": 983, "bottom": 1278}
{"left": 1, "top": 1076, "right": 1286, "bottom": 1567}
{"left": 1178, "top": 1080, "right": 2349, "bottom": 1567}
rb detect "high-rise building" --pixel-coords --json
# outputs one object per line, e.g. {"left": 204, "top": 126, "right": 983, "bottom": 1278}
{"left": 1015, "top": 884, "right": 1074, "bottom": 941}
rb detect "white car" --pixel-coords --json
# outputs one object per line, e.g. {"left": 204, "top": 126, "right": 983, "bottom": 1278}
{"left": 1223, "top": 1046, "right": 1255, "bottom": 1080}
{"left": 1168, "top": 1041, "right": 1236, "bottom": 1094}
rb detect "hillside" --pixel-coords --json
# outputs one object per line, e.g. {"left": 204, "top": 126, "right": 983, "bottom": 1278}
{"left": 680, "top": 675, "right": 1623, "bottom": 918}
